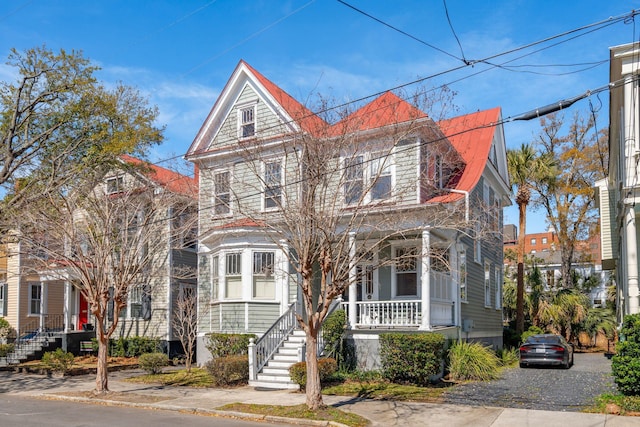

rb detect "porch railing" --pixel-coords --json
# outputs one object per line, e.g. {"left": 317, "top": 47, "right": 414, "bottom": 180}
{"left": 1, "top": 314, "right": 65, "bottom": 366}
{"left": 249, "top": 302, "right": 298, "bottom": 379}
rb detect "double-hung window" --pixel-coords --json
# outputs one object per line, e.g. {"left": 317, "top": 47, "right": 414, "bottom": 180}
{"left": 494, "top": 267, "right": 501, "bottom": 310}
{"left": 106, "top": 176, "right": 124, "bottom": 194}
{"left": 225, "top": 253, "right": 242, "bottom": 299}
{"left": 394, "top": 247, "right": 418, "bottom": 297}
{"left": 29, "top": 282, "right": 42, "bottom": 315}
{"left": 459, "top": 250, "right": 467, "bottom": 302}
{"left": 129, "top": 285, "right": 143, "bottom": 319}
{"left": 0, "top": 282, "right": 6, "bottom": 316}
{"left": 344, "top": 156, "right": 364, "bottom": 204}
{"left": 371, "top": 153, "right": 392, "bottom": 201}
{"left": 264, "top": 160, "right": 282, "bottom": 210}
{"left": 239, "top": 106, "right": 255, "bottom": 138}
{"left": 210, "top": 255, "right": 219, "bottom": 302}
{"left": 484, "top": 261, "right": 491, "bottom": 307}
{"left": 253, "top": 252, "right": 275, "bottom": 299}
{"left": 213, "top": 171, "right": 231, "bottom": 215}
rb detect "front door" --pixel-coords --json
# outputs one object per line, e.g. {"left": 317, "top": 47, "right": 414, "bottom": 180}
{"left": 78, "top": 293, "right": 89, "bottom": 330}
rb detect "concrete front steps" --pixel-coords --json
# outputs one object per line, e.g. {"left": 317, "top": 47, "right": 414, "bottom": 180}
{"left": 249, "top": 329, "right": 305, "bottom": 390}
{"left": 0, "top": 335, "right": 62, "bottom": 368}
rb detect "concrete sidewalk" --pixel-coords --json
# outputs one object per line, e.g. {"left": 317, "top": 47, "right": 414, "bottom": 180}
{"left": 1, "top": 370, "right": 638, "bottom": 427}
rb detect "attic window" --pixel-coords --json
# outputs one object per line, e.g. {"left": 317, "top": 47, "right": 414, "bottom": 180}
{"left": 106, "top": 176, "right": 124, "bottom": 194}
{"left": 239, "top": 106, "right": 255, "bottom": 138}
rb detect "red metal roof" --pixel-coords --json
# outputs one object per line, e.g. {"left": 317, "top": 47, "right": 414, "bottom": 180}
{"left": 331, "top": 91, "right": 427, "bottom": 134}
{"left": 120, "top": 155, "right": 197, "bottom": 197}
{"left": 241, "top": 61, "right": 327, "bottom": 136}
{"left": 428, "top": 107, "right": 501, "bottom": 203}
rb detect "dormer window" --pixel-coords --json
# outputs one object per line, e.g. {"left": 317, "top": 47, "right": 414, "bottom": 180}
{"left": 239, "top": 105, "right": 255, "bottom": 138}
{"left": 106, "top": 176, "right": 124, "bottom": 194}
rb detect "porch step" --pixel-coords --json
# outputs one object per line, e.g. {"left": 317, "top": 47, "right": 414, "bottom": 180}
{"left": 249, "top": 329, "right": 306, "bottom": 390}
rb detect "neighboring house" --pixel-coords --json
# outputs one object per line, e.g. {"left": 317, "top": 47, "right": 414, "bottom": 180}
{"left": 597, "top": 41, "right": 640, "bottom": 323}
{"left": 186, "top": 60, "right": 510, "bottom": 385}
{"left": 503, "top": 226, "right": 610, "bottom": 307}
{"left": 1, "top": 157, "right": 197, "bottom": 362}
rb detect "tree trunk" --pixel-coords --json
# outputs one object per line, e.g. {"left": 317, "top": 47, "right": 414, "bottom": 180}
{"left": 305, "top": 318, "right": 325, "bottom": 410}
{"left": 515, "top": 200, "right": 527, "bottom": 335}
{"left": 95, "top": 319, "right": 109, "bottom": 394}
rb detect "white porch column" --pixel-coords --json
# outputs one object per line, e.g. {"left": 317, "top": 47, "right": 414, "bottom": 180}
{"left": 626, "top": 206, "right": 640, "bottom": 315}
{"left": 279, "top": 239, "right": 290, "bottom": 313}
{"left": 348, "top": 232, "right": 357, "bottom": 327}
{"left": 39, "top": 282, "right": 47, "bottom": 332}
{"left": 420, "top": 228, "right": 431, "bottom": 330}
{"left": 63, "top": 280, "right": 72, "bottom": 333}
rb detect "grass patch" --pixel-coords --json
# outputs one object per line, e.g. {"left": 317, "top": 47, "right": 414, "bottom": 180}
{"left": 586, "top": 393, "right": 640, "bottom": 416}
{"left": 218, "top": 403, "right": 369, "bottom": 427}
{"left": 124, "top": 368, "right": 214, "bottom": 387}
{"left": 323, "top": 379, "right": 448, "bottom": 402}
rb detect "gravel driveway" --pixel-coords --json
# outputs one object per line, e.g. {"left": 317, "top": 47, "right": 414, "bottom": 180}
{"left": 441, "top": 352, "right": 617, "bottom": 412}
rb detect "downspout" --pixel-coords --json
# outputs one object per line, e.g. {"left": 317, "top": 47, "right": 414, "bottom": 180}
{"left": 445, "top": 188, "right": 469, "bottom": 222}
{"left": 443, "top": 188, "right": 469, "bottom": 341}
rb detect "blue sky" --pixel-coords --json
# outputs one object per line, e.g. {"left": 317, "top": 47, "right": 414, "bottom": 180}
{"left": 1, "top": 0, "right": 639, "bottom": 233}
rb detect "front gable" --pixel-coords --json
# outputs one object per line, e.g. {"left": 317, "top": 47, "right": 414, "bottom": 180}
{"left": 187, "top": 61, "right": 316, "bottom": 158}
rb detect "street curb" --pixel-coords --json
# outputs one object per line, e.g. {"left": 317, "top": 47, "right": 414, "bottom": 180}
{"left": 34, "top": 393, "right": 352, "bottom": 427}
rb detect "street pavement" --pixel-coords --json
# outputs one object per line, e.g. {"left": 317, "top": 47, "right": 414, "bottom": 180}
{"left": 0, "top": 369, "right": 638, "bottom": 427}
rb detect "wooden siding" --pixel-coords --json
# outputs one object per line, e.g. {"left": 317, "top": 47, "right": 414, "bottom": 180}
{"left": 247, "top": 302, "right": 280, "bottom": 331}
{"left": 219, "top": 303, "right": 247, "bottom": 333}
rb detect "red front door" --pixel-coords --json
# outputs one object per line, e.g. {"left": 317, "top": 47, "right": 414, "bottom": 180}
{"left": 78, "top": 293, "right": 89, "bottom": 330}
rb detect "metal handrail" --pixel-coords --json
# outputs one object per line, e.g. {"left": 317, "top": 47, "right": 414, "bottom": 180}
{"left": 253, "top": 302, "right": 299, "bottom": 373}
{"left": 1, "top": 314, "right": 65, "bottom": 366}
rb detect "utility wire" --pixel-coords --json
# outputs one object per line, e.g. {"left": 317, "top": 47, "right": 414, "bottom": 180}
{"left": 443, "top": 0, "right": 468, "bottom": 64}
{"left": 336, "top": 0, "right": 464, "bottom": 62}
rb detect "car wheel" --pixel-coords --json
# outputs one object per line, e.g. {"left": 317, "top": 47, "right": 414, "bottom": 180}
{"left": 519, "top": 362, "right": 526, "bottom": 368}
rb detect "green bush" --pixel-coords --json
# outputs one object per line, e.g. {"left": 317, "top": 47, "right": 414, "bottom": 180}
{"left": 0, "top": 343, "right": 15, "bottom": 357}
{"left": 205, "top": 355, "right": 249, "bottom": 386}
{"left": 205, "top": 333, "right": 255, "bottom": 359}
{"left": 497, "top": 347, "right": 519, "bottom": 367}
{"left": 612, "top": 314, "right": 640, "bottom": 395}
{"left": 322, "top": 310, "right": 356, "bottom": 372}
{"left": 138, "top": 352, "right": 169, "bottom": 374}
{"left": 447, "top": 341, "right": 500, "bottom": 381}
{"left": 379, "top": 332, "right": 445, "bottom": 386}
{"left": 288, "top": 358, "right": 338, "bottom": 389}
{"left": 0, "top": 317, "right": 16, "bottom": 342}
{"left": 42, "top": 348, "right": 75, "bottom": 374}
{"left": 521, "top": 326, "right": 545, "bottom": 343}
{"left": 109, "top": 337, "right": 161, "bottom": 357}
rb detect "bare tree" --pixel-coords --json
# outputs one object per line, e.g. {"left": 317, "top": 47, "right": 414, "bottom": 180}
{"left": 215, "top": 91, "right": 495, "bottom": 409}
{"left": 14, "top": 159, "right": 195, "bottom": 394}
{"left": 171, "top": 284, "right": 201, "bottom": 372}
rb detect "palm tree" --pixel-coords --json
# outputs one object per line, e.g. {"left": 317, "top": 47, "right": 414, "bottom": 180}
{"left": 537, "top": 289, "right": 590, "bottom": 343}
{"left": 507, "top": 144, "right": 555, "bottom": 335}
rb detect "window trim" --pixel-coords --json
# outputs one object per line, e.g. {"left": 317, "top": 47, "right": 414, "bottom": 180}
{"left": 238, "top": 104, "right": 256, "bottom": 139}
{"left": 263, "top": 159, "right": 283, "bottom": 211}
{"left": 484, "top": 261, "right": 491, "bottom": 308}
{"left": 252, "top": 251, "right": 276, "bottom": 300}
{"left": 0, "top": 282, "right": 6, "bottom": 317}
{"left": 343, "top": 151, "right": 395, "bottom": 205}
{"left": 28, "top": 282, "right": 42, "bottom": 316}
{"left": 344, "top": 155, "right": 364, "bottom": 205}
{"left": 459, "top": 249, "right": 467, "bottom": 303}
{"left": 212, "top": 170, "right": 232, "bottom": 217}
{"left": 224, "top": 252, "right": 243, "bottom": 300}
{"left": 391, "top": 244, "right": 420, "bottom": 299}
{"left": 106, "top": 176, "right": 124, "bottom": 195}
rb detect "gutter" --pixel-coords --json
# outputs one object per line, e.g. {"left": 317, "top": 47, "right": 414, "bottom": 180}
{"left": 445, "top": 189, "right": 469, "bottom": 222}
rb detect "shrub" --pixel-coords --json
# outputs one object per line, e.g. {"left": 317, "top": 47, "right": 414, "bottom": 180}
{"left": 612, "top": 314, "right": 640, "bottom": 395}
{"left": 205, "top": 355, "right": 249, "bottom": 386}
{"left": 288, "top": 358, "right": 338, "bottom": 389}
{"left": 322, "top": 310, "right": 356, "bottom": 372}
{"left": 205, "top": 333, "right": 255, "bottom": 359}
{"left": 447, "top": 341, "right": 500, "bottom": 381}
{"left": 0, "top": 343, "right": 15, "bottom": 357}
{"left": 497, "top": 347, "right": 519, "bottom": 367}
{"left": 42, "top": 348, "right": 75, "bottom": 374}
{"left": 379, "top": 333, "right": 445, "bottom": 386}
{"left": 109, "top": 337, "right": 161, "bottom": 357}
{"left": 0, "top": 317, "right": 16, "bottom": 342}
{"left": 521, "top": 326, "right": 545, "bottom": 344}
{"left": 138, "top": 352, "right": 169, "bottom": 374}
